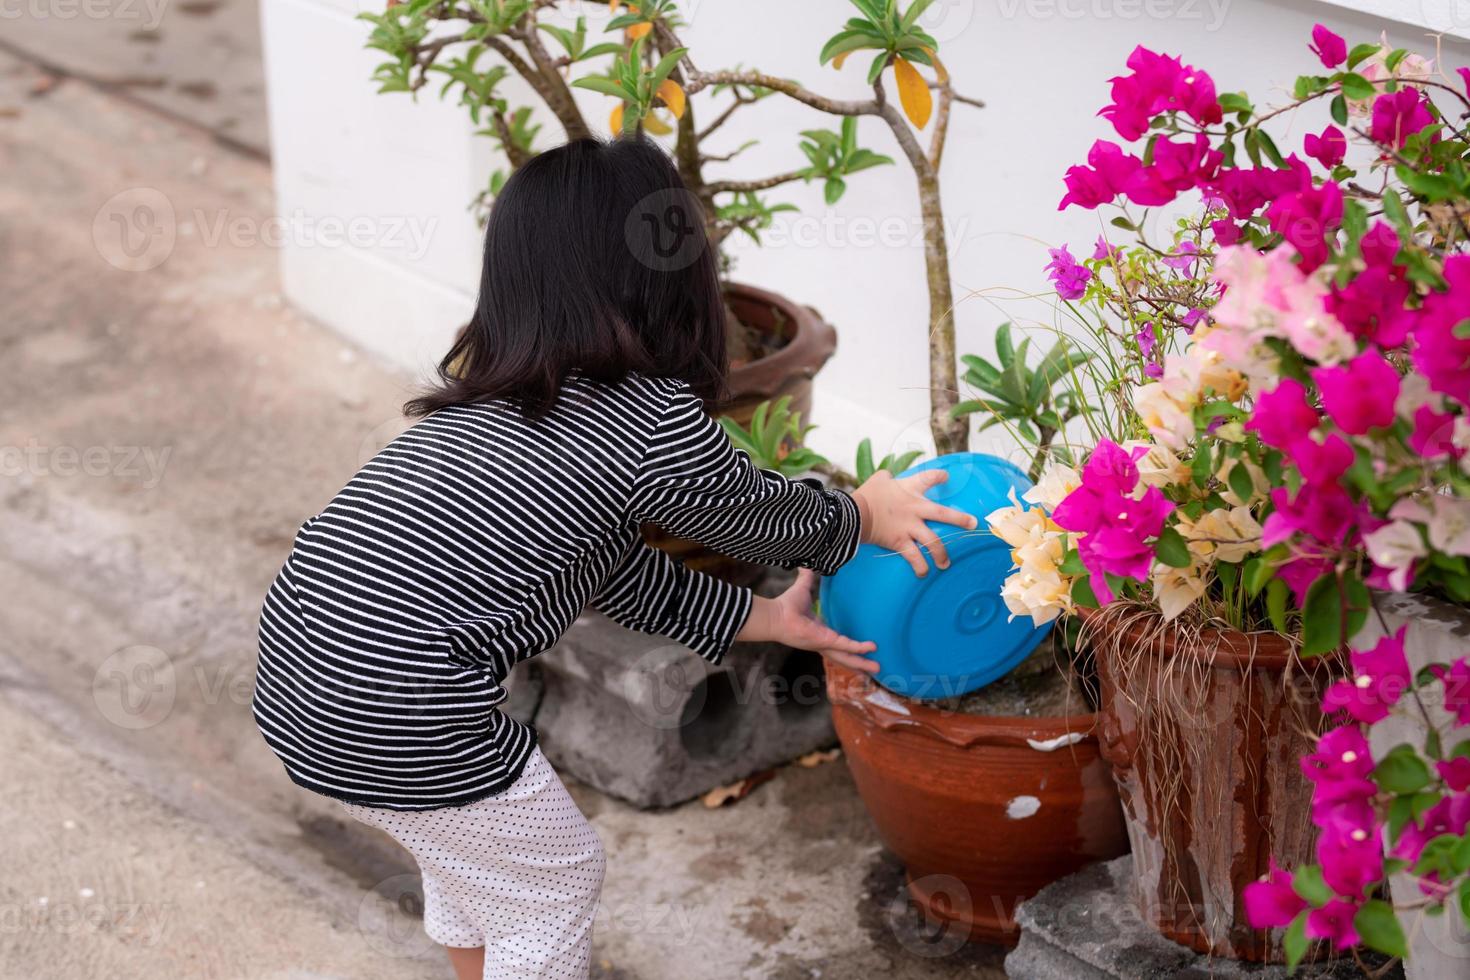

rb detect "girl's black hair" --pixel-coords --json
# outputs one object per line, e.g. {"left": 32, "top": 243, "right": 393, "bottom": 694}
{"left": 406, "top": 137, "right": 728, "bottom": 418}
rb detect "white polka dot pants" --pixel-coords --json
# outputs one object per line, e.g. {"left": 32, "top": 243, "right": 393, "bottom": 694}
{"left": 341, "top": 748, "right": 605, "bottom": 979}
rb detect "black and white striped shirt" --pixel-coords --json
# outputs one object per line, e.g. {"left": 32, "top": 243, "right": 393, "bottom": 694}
{"left": 252, "top": 373, "right": 861, "bottom": 810}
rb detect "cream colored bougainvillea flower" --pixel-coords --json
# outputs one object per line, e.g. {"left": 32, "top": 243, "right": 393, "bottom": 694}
{"left": 1176, "top": 505, "right": 1263, "bottom": 565}
{"left": 1151, "top": 559, "right": 1208, "bottom": 622}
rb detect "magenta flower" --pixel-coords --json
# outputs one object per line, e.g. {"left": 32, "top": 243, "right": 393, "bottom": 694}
{"left": 1262, "top": 482, "right": 1360, "bottom": 550}
{"left": 1279, "top": 555, "right": 1334, "bottom": 604}
{"left": 1099, "top": 46, "right": 1221, "bottom": 141}
{"left": 1306, "top": 899, "right": 1361, "bottom": 948}
{"left": 1052, "top": 441, "right": 1174, "bottom": 604}
{"left": 1124, "top": 135, "right": 1222, "bottom": 206}
{"left": 1439, "top": 757, "right": 1470, "bottom": 792}
{"left": 1210, "top": 219, "right": 1241, "bottom": 246}
{"left": 1438, "top": 658, "right": 1470, "bottom": 726}
{"left": 1293, "top": 433, "right": 1356, "bottom": 486}
{"left": 1162, "top": 241, "right": 1199, "bottom": 273}
{"left": 1092, "top": 236, "right": 1121, "bottom": 262}
{"left": 1045, "top": 246, "right": 1091, "bottom": 300}
{"left": 1459, "top": 66, "right": 1470, "bottom": 98}
{"left": 1245, "top": 379, "right": 1319, "bottom": 450}
{"left": 1371, "top": 89, "right": 1435, "bottom": 149}
{"left": 1058, "top": 139, "right": 1143, "bottom": 211}
{"left": 1243, "top": 858, "right": 1307, "bottom": 929}
{"left": 1393, "top": 794, "right": 1470, "bottom": 863}
{"left": 1266, "top": 177, "right": 1343, "bottom": 272}
{"left": 1309, "top": 24, "right": 1347, "bottom": 69}
{"left": 1303, "top": 725, "right": 1375, "bottom": 781}
{"left": 1324, "top": 627, "right": 1413, "bottom": 724}
{"left": 1409, "top": 405, "right": 1461, "bottom": 461}
{"left": 1205, "top": 164, "right": 1302, "bottom": 221}
{"left": 1320, "top": 825, "right": 1385, "bottom": 899}
{"left": 1312, "top": 349, "right": 1400, "bottom": 435}
{"left": 1413, "top": 256, "right": 1470, "bottom": 406}
{"left": 1325, "top": 223, "right": 1412, "bottom": 347}
{"left": 1304, "top": 125, "right": 1347, "bottom": 169}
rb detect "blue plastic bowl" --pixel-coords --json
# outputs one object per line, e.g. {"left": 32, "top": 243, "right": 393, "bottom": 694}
{"left": 819, "top": 452, "right": 1051, "bottom": 700}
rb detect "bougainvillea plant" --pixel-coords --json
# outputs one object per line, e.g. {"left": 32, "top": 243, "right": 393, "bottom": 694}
{"left": 986, "top": 24, "right": 1469, "bottom": 971}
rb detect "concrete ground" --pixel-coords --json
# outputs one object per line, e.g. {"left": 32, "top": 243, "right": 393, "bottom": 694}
{"left": 0, "top": 47, "right": 1006, "bottom": 980}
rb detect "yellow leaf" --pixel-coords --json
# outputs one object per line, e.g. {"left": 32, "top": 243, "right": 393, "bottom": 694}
{"left": 832, "top": 50, "right": 851, "bottom": 70}
{"left": 609, "top": 102, "right": 624, "bottom": 134}
{"left": 642, "top": 109, "right": 673, "bottom": 135}
{"left": 656, "top": 78, "right": 685, "bottom": 118}
{"left": 893, "top": 56, "right": 932, "bottom": 129}
{"left": 626, "top": 21, "right": 651, "bottom": 40}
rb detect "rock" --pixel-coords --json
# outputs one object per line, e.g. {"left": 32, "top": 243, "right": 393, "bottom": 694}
{"left": 1006, "top": 857, "right": 1380, "bottom": 980}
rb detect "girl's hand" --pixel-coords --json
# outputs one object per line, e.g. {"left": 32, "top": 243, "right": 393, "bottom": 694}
{"left": 736, "top": 569, "right": 880, "bottom": 674}
{"left": 851, "top": 470, "right": 979, "bottom": 577}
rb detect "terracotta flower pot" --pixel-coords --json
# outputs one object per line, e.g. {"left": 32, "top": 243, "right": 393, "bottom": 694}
{"left": 644, "top": 281, "right": 838, "bottom": 586}
{"left": 1083, "top": 608, "right": 1344, "bottom": 962}
{"left": 826, "top": 661, "right": 1129, "bottom": 946}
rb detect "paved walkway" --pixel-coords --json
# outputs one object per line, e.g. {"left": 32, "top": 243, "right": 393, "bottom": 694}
{"left": 0, "top": 48, "right": 1005, "bottom": 980}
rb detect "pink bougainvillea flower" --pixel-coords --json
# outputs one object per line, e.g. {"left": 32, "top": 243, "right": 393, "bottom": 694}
{"left": 1362, "top": 519, "right": 1426, "bottom": 593}
{"left": 1309, "top": 24, "right": 1348, "bottom": 68}
{"left": 1245, "top": 379, "right": 1320, "bottom": 450}
{"left": 1313, "top": 349, "right": 1400, "bottom": 435}
{"left": 1392, "top": 793, "right": 1470, "bottom": 863}
{"left": 1279, "top": 556, "right": 1334, "bottom": 604}
{"left": 1243, "top": 858, "right": 1307, "bottom": 929}
{"left": 1306, "top": 899, "right": 1361, "bottom": 948}
{"left": 1262, "top": 482, "right": 1360, "bottom": 549}
{"left": 1409, "top": 405, "right": 1461, "bottom": 460}
{"left": 1438, "top": 757, "right": 1470, "bottom": 792}
{"left": 1123, "top": 135, "right": 1223, "bottom": 206}
{"left": 1092, "top": 236, "right": 1121, "bottom": 262}
{"left": 1162, "top": 240, "right": 1199, "bottom": 273}
{"left": 1459, "top": 66, "right": 1470, "bottom": 98}
{"left": 1182, "top": 307, "right": 1208, "bottom": 331}
{"left": 1303, "top": 725, "right": 1376, "bottom": 783}
{"left": 1326, "top": 223, "right": 1412, "bottom": 347}
{"left": 1210, "top": 218, "right": 1241, "bottom": 246}
{"left": 1324, "top": 627, "right": 1413, "bottom": 723}
{"left": 1058, "top": 140, "right": 1143, "bottom": 211}
{"left": 1266, "top": 176, "right": 1343, "bottom": 272}
{"left": 1436, "top": 658, "right": 1470, "bottom": 726}
{"left": 1098, "top": 46, "right": 1221, "bottom": 141}
{"left": 1370, "top": 89, "right": 1435, "bottom": 149}
{"left": 1319, "top": 823, "right": 1385, "bottom": 900}
{"left": 1045, "top": 246, "right": 1092, "bottom": 300}
{"left": 1053, "top": 441, "right": 1174, "bottom": 603}
{"left": 1292, "top": 433, "right": 1356, "bottom": 486}
{"left": 1304, "top": 125, "right": 1347, "bottom": 169}
{"left": 1413, "top": 256, "right": 1470, "bottom": 406}
{"left": 1205, "top": 164, "right": 1302, "bottom": 221}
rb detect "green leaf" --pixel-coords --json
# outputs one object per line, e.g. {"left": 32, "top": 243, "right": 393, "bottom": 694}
{"left": 1266, "top": 578, "right": 1290, "bottom": 634}
{"left": 1060, "top": 550, "right": 1086, "bottom": 576}
{"left": 1347, "top": 42, "right": 1381, "bottom": 69}
{"left": 1071, "top": 576, "right": 1100, "bottom": 609}
{"left": 1330, "top": 94, "right": 1348, "bottom": 125}
{"left": 1228, "top": 458, "right": 1256, "bottom": 503}
{"left": 1154, "top": 527, "right": 1192, "bottom": 569}
{"left": 1292, "top": 865, "right": 1334, "bottom": 908}
{"left": 1244, "top": 556, "right": 1272, "bottom": 597}
{"left": 1376, "top": 744, "right": 1433, "bottom": 794}
{"left": 1338, "top": 72, "right": 1376, "bottom": 101}
{"left": 855, "top": 438, "right": 875, "bottom": 484}
{"left": 1256, "top": 129, "right": 1284, "bottom": 167}
{"left": 994, "top": 323, "right": 1014, "bottom": 366}
{"left": 1284, "top": 912, "right": 1310, "bottom": 972}
{"left": 571, "top": 76, "right": 630, "bottom": 100}
{"left": 1354, "top": 899, "right": 1409, "bottom": 960}
{"left": 824, "top": 177, "right": 847, "bottom": 205}
{"left": 1458, "top": 877, "right": 1470, "bottom": 927}
{"left": 1301, "top": 574, "right": 1342, "bottom": 657}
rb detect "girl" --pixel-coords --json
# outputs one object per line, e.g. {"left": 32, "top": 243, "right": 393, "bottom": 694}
{"left": 252, "top": 137, "right": 974, "bottom": 980}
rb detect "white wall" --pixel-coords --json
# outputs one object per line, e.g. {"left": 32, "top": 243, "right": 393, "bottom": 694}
{"left": 262, "top": 0, "right": 1470, "bottom": 470}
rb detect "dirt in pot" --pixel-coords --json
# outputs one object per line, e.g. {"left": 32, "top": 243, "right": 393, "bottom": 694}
{"left": 927, "top": 636, "right": 1096, "bottom": 718}
{"left": 724, "top": 291, "right": 790, "bottom": 368}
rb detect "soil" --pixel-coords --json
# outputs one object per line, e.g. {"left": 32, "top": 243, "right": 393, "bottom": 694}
{"left": 928, "top": 637, "right": 1097, "bottom": 718}
{"left": 724, "top": 292, "right": 790, "bottom": 369}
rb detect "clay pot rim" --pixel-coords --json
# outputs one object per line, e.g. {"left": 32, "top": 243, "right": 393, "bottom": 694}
{"left": 1076, "top": 606, "right": 1338, "bottom": 672}
{"left": 825, "top": 660, "right": 1102, "bottom": 751}
{"left": 723, "top": 280, "right": 836, "bottom": 394}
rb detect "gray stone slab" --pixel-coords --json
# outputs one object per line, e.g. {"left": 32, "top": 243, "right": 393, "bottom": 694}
{"left": 512, "top": 594, "right": 837, "bottom": 808}
{"left": 1006, "top": 857, "right": 1385, "bottom": 980}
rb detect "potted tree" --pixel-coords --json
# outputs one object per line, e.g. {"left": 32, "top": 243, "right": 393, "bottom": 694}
{"left": 992, "top": 23, "right": 1470, "bottom": 973}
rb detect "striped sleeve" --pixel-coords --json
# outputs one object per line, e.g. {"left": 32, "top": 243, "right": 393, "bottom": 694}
{"left": 628, "top": 383, "right": 863, "bottom": 575}
{"left": 592, "top": 540, "right": 753, "bottom": 664}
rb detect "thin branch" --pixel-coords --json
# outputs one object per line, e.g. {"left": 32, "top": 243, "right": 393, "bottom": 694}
{"left": 686, "top": 69, "right": 879, "bottom": 117}
{"left": 705, "top": 169, "right": 807, "bottom": 195}
{"left": 697, "top": 93, "right": 756, "bottom": 142}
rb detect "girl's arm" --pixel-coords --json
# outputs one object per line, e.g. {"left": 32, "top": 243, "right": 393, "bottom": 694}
{"left": 593, "top": 540, "right": 879, "bottom": 672}
{"left": 630, "top": 384, "right": 976, "bottom": 576}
